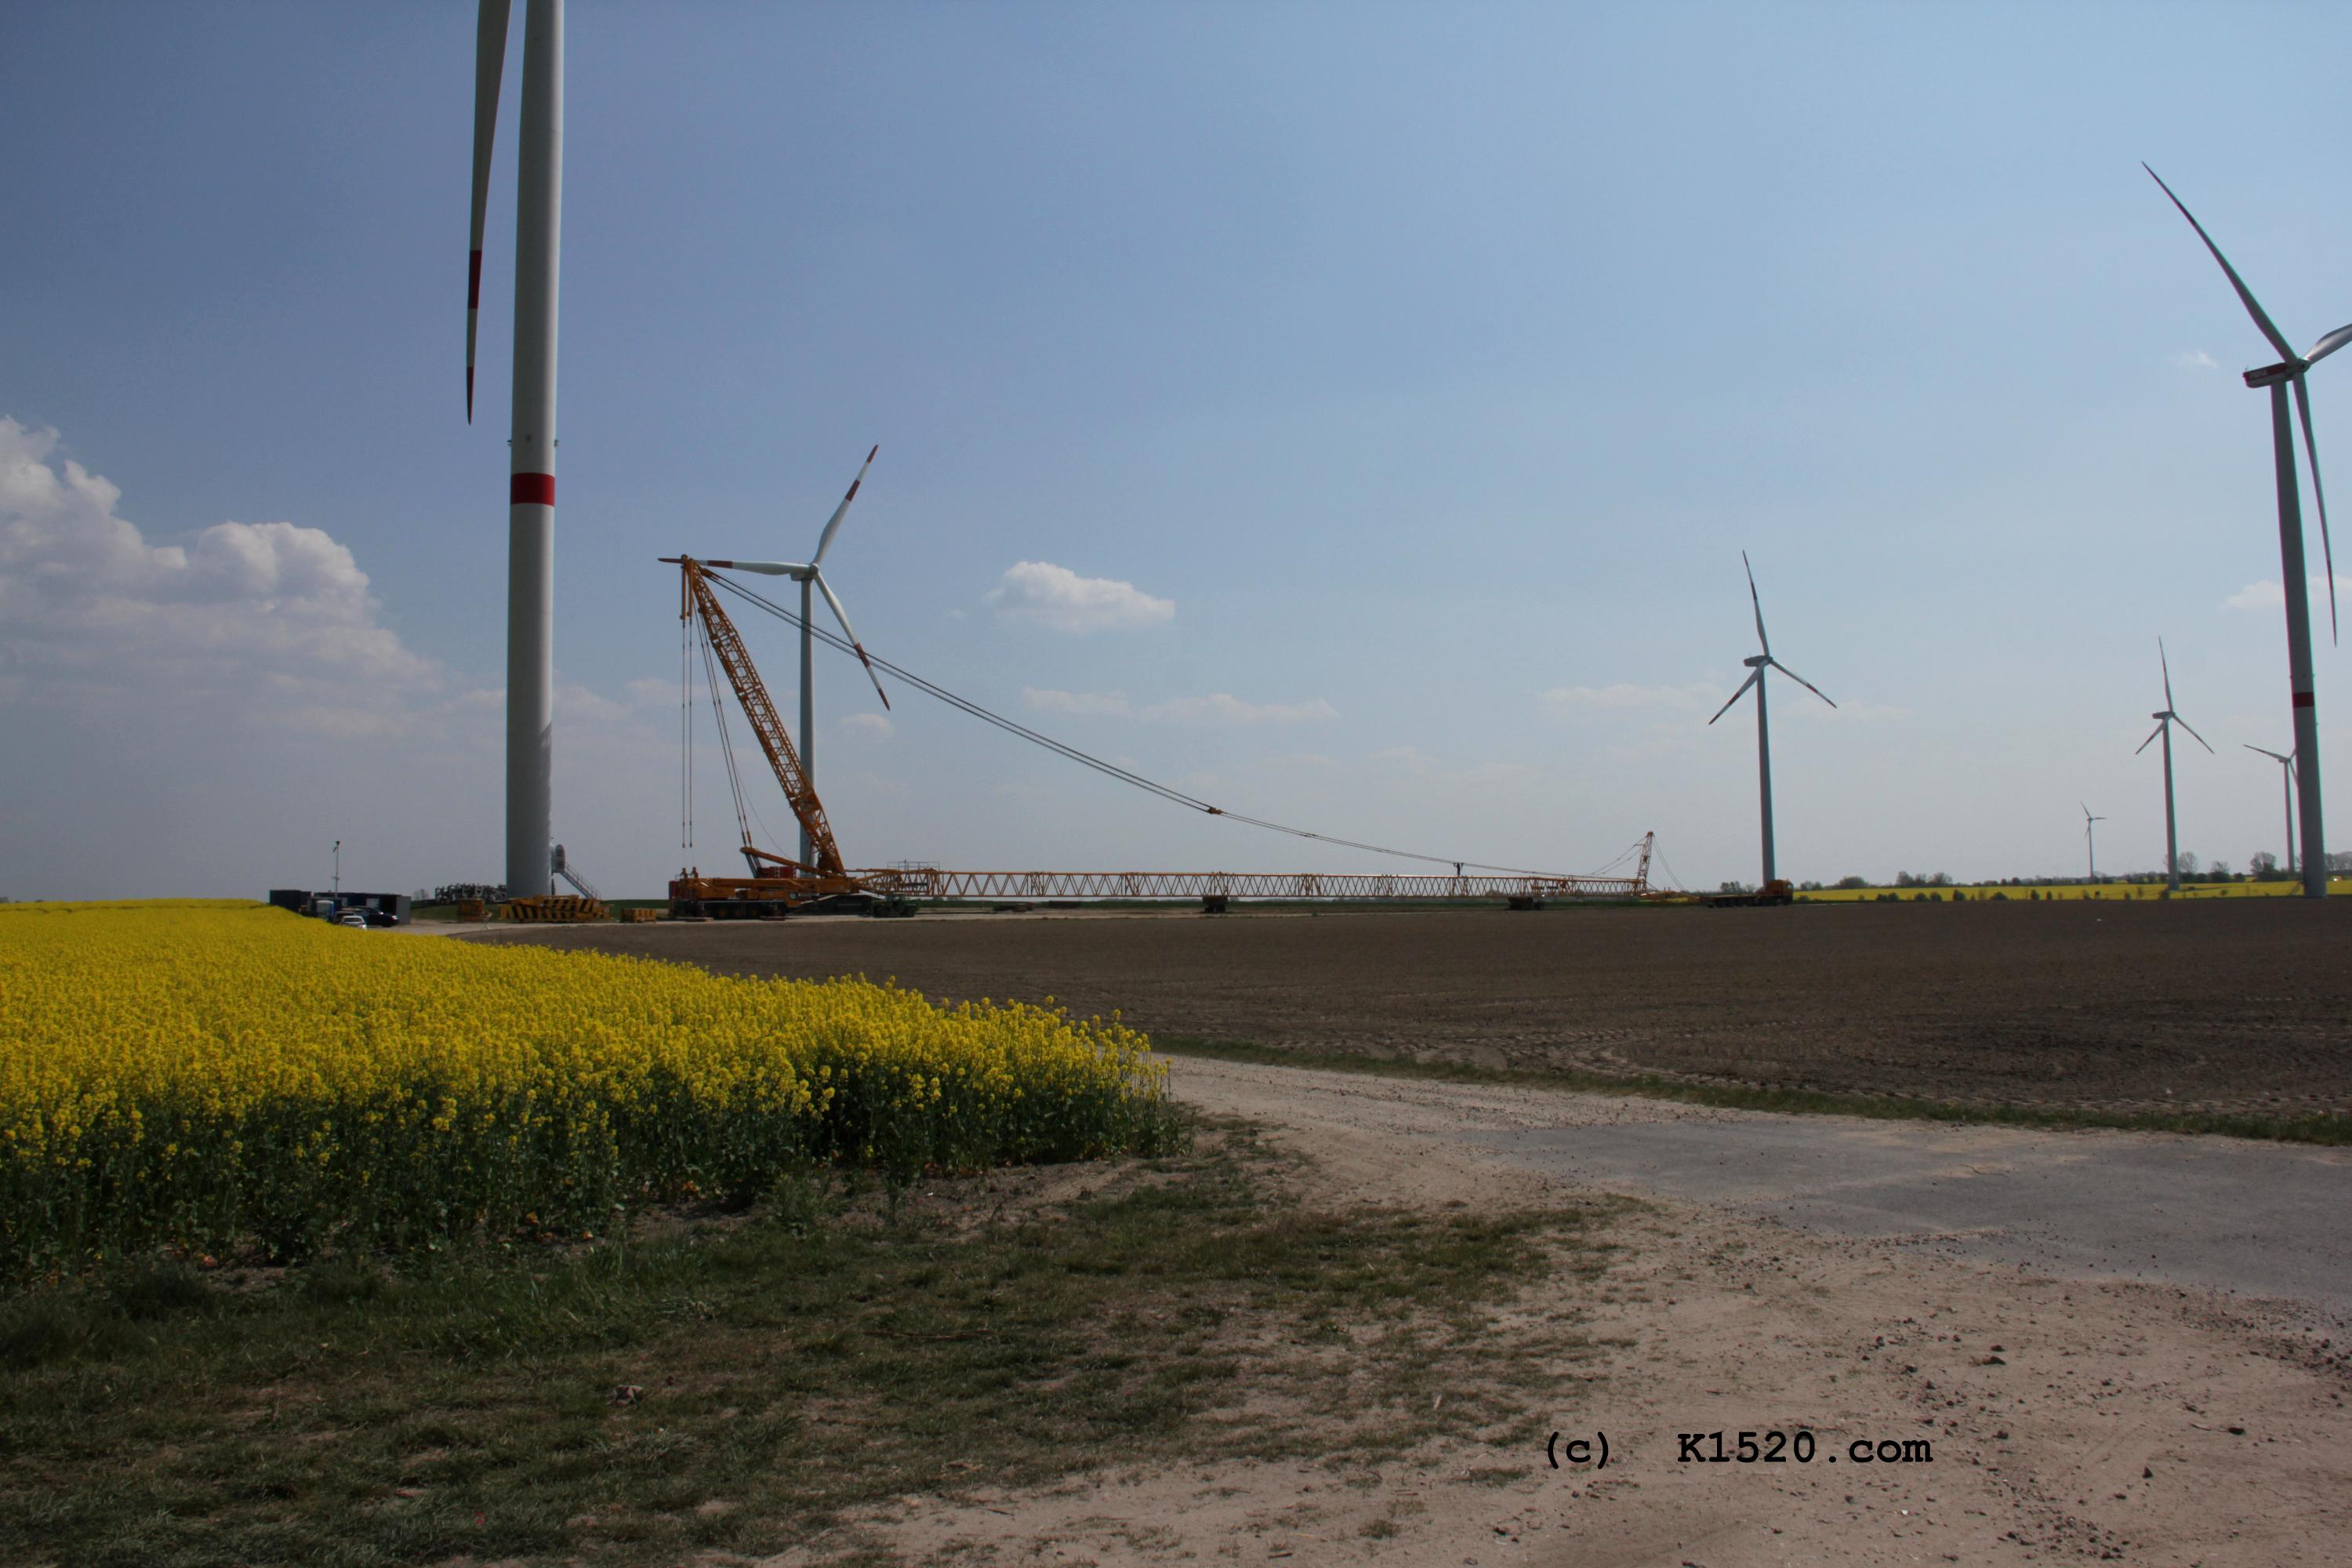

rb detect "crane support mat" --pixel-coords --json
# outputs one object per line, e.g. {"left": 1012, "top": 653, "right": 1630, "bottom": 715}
{"left": 502, "top": 895, "right": 611, "bottom": 923}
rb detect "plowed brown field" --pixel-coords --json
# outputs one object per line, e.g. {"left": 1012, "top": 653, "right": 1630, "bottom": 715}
{"left": 485, "top": 900, "right": 2352, "bottom": 1119}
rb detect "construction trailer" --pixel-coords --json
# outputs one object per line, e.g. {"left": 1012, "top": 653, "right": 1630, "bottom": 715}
{"left": 664, "top": 556, "right": 1656, "bottom": 918}
{"left": 267, "top": 889, "right": 412, "bottom": 924}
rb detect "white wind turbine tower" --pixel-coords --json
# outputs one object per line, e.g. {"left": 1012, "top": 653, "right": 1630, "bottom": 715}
{"left": 2081, "top": 802, "right": 2107, "bottom": 883}
{"left": 467, "top": 0, "right": 563, "bottom": 898}
{"left": 2244, "top": 744, "right": 2297, "bottom": 877}
{"left": 1708, "top": 552, "right": 1836, "bottom": 887}
{"left": 701, "top": 448, "right": 892, "bottom": 864}
{"left": 2147, "top": 165, "right": 2346, "bottom": 899}
{"left": 2136, "top": 639, "right": 2213, "bottom": 893}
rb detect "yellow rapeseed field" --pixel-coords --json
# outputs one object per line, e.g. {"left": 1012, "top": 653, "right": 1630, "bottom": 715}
{"left": 0, "top": 901, "right": 1176, "bottom": 1281}
{"left": 1797, "top": 877, "right": 2352, "bottom": 902}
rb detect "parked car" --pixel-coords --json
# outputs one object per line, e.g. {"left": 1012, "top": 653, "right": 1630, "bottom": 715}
{"left": 336, "top": 911, "right": 370, "bottom": 930}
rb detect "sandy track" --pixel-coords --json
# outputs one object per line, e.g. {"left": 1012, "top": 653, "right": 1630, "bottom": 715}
{"left": 793, "top": 1058, "right": 2352, "bottom": 1566}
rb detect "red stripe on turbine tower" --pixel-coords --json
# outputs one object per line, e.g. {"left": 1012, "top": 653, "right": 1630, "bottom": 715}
{"left": 2294, "top": 691, "right": 2317, "bottom": 708}
{"left": 511, "top": 472, "right": 557, "bottom": 506}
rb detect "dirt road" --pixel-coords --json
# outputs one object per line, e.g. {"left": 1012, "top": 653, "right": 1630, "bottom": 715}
{"left": 807, "top": 1058, "right": 2352, "bottom": 1566}
{"left": 1172, "top": 1053, "right": 2352, "bottom": 1324}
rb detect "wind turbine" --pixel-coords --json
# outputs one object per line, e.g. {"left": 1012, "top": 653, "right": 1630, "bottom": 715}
{"left": 1708, "top": 552, "right": 1836, "bottom": 887}
{"left": 2244, "top": 744, "right": 2298, "bottom": 876}
{"left": 2147, "top": 165, "right": 2346, "bottom": 899}
{"left": 468, "top": 0, "right": 564, "bottom": 898}
{"left": 2081, "top": 803, "right": 2106, "bottom": 883}
{"left": 2136, "top": 639, "right": 2212, "bottom": 892}
{"left": 699, "top": 448, "right": 891, "bottom": 864}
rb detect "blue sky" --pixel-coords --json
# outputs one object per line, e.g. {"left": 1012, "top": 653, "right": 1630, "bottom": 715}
{"left": 4, "top": 2, "right": 2348, "bottom": 898}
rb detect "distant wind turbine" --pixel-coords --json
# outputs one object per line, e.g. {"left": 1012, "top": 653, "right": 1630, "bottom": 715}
{"left": 2147, "top": 165, "right": 2346, "bottom": 898}
{"left": 2244, "top": 744, "right": 2298, "bottom": 877}
{"left": 700, "top": 447, "right": 891, "bottom": 865}
{"left": 2081, "top": 802, "right": 2107, "bottom": 883}
{"left": 1708, "top": 552, "right": 1835, "bottom": 887}
{"left": 2135, "top": 639, "right": 2212, "bottom": 892}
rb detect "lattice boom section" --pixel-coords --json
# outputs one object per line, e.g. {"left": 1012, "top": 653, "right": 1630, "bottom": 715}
{"left": 854, "top": 869, "right": 1644, "bottom": 902}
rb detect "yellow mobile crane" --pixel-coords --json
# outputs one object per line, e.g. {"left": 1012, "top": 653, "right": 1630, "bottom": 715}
{"left": 664, "top": 554, "right": 1658, "bottom": 916}
{"left": 666, "top": 555, "right": 891, "bottom": 916}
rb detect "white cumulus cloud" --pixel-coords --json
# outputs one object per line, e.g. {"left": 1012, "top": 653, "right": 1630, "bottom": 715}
{"left": 2177, "top": 350, "right": 2220, "bottom": 371}
{"left": 1142, "top": 693, "right": 1338, "bottom": 725}
{"left": 1022, "top": 687, "right": 1132, "bottom": 716}
{"left": 986, "top": 561, "right": 1174, "bottom": 633}
{"left": 840, "top": 711, "right": 894, "bottom": 739}
{"left": 2223, "top": 575, "right": 2352, "bottom": 613}
{"left": 0, "top": 416, "right": 444, "bottom": 736}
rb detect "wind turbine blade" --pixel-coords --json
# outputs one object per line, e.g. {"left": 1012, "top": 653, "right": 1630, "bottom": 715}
{"left": 1706, "top": 669, "right": 1761, "bottom": 726}
{"left": 466, "top": 0, "right": 514, "bottom": 424}
{"left": 2159, "top": 637, "right": 2174, "bottom": 710}
{"left": 701, "top": 559, "right": 800, "bottom": 576}
{"left": 810, "top": 445, "right": 879, "bottom": 569}
{"left": 2245, "top": 743, "right": 2290, "bottom": 763}
{"left": 1742, "top": 550, "right": 1770, "bottom": 655}
{"left": 1767, "top": 659, "right": 1836, "bottom": 709}
{"left": 2175, "top": 714, "right": 2216, "bottom": 753}
{"left": 2136, "top": 723, "right": 2164, "bottom": 755}
{"left": 2291, "top": 373, "right": 2339, "bottom": 643}
{"left": 814, "top": 571, "right": 891, "bottom": 710}
{"left": 2143, "top": 165, "right": 2296, "bottom": 366}
{"left": 2309, "top": 323, "right": 2352, "bottom": 367}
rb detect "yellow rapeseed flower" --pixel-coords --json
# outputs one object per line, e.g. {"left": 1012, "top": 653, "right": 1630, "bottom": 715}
{"left": 0, "top": 899, "right": 1176, "bottom": 1279}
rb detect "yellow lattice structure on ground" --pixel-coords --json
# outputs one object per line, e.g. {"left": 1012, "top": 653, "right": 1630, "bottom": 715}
{"left": 502, "top": 895, "right": 609, "bottom": 922}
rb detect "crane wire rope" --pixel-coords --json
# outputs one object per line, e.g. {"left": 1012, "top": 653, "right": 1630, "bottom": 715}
{"left": 686, "top": 612, "right": 795, "bottom": 866}
{"left": 702, "top": 568, "right": 1642, "bottom": 883}
{"left": 694, "top": 618, "right": 757, "bottom": 855}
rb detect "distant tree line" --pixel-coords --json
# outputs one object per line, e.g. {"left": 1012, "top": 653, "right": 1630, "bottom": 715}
{"left": 1808, "top": 848, "right": 2352, "bottom": 891}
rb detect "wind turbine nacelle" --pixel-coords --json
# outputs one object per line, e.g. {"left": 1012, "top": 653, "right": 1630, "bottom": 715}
{"left": 1742, "top": 654, "right": 1771, "bottom": 669}
{"left": 2244, "top": 361, "right": 2300, "bottom": 389}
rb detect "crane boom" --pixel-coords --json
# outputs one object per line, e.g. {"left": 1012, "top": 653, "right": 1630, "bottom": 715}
{"left": 673, "top": 556, "right": 849, "bottom": 877}
{"left": 662, "top": 554, "right": 1661, "bottom": 919}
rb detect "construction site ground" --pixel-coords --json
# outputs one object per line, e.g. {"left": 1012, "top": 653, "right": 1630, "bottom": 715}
{"left": 463, "top": 901, "right": 2352, "bottom": 1563}
{"left": 477, "top": 898, "right": 2352, "bottom": 1122}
